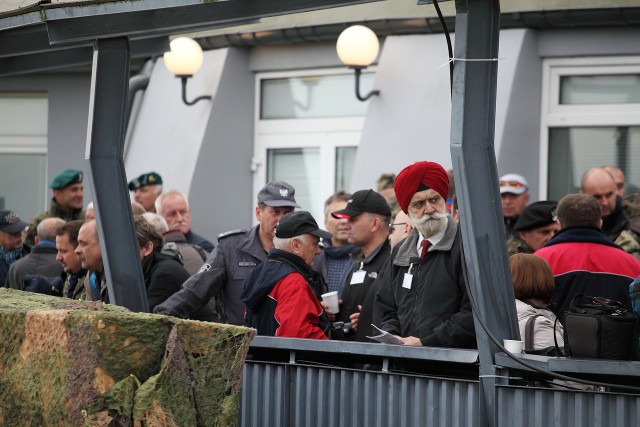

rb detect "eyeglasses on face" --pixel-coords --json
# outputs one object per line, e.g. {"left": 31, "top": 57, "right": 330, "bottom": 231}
{"left": 389, "top": 222, "right": 406, "bottom": 233}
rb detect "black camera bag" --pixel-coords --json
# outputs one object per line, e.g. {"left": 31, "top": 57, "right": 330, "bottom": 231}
{"left": 562, "top": 294, "right": 637, "bottom": 360}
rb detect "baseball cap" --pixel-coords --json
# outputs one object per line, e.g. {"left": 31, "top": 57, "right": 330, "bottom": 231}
{"left": 0, "top": 210, "right": 29, "bottom": 234}
{"left": 332, "top": 189, "right": 392, "bottom": 219}
{"left": 49, "top": 169, "right": 83, "bottom": 190}
{"left": 499, "top": 173, "right": 528, "bottom": 195}
{"left": 257, "top": 181, "right": 300, "bottom": 208}
{"left": 128, "top": 172, "right": 163, "bottom": 191}
{"left": 275, "top": 211, "right": 332, "bottom": 240}
{"left": 514, "top": 201, "right": 558, "bottom": 231}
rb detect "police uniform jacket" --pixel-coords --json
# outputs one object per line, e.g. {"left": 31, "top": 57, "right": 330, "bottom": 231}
{"left": 376, "top": 217, "right": 476, "bottom": 348}
{"left": 154, "top": 225, "right": 267, "bottom": 325}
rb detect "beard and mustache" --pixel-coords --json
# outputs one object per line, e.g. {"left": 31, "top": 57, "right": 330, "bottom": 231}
{"left": 409, "top": 210, "right": 447, "bottom": 238}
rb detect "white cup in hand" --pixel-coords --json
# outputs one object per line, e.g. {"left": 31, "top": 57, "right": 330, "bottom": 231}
{"left": 321, "top": 291, "right": 339, "bottom": 314}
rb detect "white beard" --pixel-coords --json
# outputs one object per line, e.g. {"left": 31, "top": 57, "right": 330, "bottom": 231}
{"left": 410, "top": 211, "right": 447, "bottom": 238}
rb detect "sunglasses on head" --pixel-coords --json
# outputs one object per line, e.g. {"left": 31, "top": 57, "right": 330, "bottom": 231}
{"left": 499, "top": 180, "right": 526, "bottom": 188}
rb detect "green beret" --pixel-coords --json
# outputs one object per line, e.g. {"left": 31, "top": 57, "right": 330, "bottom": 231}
{"left": 49, "top": 169, "right": 83, "bottom": 189}
{"left": 128, "top": 172, "right": 163, "bottom": 191}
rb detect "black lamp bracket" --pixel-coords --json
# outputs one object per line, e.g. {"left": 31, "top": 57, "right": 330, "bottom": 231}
{"left": 178, "top": 75, "right": 212, "bottom": 106}
{"left": 351, "top": 66, "right": 380, "bottom": 102}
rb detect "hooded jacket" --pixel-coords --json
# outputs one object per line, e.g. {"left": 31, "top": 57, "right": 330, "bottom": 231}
{"left": 241, "top": 249, "right": 329, "bottom": 339}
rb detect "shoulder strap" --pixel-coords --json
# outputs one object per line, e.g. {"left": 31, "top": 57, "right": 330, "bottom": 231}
{"left": 553, "top": 314, "right": 566, "bottom": 357}
{"left": 524, "top": 315, "right": 538, "bottom": 351}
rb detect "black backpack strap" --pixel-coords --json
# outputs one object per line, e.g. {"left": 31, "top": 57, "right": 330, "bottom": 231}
{"left": 554, "top": 313, "right": 566, "bottom": 357}
{"left": 524, "top": 315, "right": 538, "bottom": 351}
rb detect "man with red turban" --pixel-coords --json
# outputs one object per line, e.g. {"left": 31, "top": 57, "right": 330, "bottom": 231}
{"left": 375, "top": 161, "right": 476, "bottom": 348}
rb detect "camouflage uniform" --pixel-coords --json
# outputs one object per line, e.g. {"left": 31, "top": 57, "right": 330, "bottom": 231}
{"left": 618, "top": 193, "right": 640, "bottom": 260}
{"left": 506, "top": 235, "right": 534, "bottom": 256}
{"left": 24, "top": 199, "right": 85, "bottom": 246}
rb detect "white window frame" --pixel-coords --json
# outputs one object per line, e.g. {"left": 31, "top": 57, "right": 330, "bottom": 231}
{"left": 253, "top": 68, "right": 373, "bottom": 220}
{"left": 539, "top": 56, "right": 640, "bottom": 198}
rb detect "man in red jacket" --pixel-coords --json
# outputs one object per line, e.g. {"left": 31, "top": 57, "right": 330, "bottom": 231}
{"left": 241, "top": 211, "right": 332, "bottom": 339}
{"left": 535, "top": 193, "right": 640, "bottom": 314}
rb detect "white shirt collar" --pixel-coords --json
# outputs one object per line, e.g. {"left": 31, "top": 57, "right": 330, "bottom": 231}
{"left": 416, "top": 216, "right": 449, "bottom": 253}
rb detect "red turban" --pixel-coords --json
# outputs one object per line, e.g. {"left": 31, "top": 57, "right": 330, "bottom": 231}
{"left": 394, "top": 161, "right": 449, "bottom": 213}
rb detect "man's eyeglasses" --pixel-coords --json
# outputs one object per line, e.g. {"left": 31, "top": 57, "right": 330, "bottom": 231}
{"left": 389, "top": 222, "right": 406, "bottom": 234}
{"left": 499, "top": 180, "right": 527, "bottom": 188}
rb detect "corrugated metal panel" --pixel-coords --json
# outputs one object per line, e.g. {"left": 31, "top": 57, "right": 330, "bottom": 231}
{"left": 240, "top": 361, "right": 479, "bottom": 427}
{"left": 497, "top": 385, "right": 640, "bottom": 427}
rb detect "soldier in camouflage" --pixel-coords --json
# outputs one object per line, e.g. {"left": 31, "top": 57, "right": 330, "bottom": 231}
{"left": 507, "top": 201, "right": 559, "bottom": 256}
{"left": 25, "top": 169, "right": 85, "bottom": 246}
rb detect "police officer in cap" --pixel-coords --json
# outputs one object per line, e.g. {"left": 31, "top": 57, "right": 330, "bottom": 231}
{"left": 154, "top": 181, "right": 300, "bottom": 325}
{"left": 25, "top": 169, "right": 84, "bottom": 246}
{"left": 507, "top": 201, "right": 560, "bottom": 256}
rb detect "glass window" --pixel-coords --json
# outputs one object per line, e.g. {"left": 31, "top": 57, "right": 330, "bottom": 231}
{"left": 260, "top": 73, "right": 375, "bottom": 119}
{"left": 560, "top": 75, "right": 640, "bottom": 105}
{"left": 267, "top": 147, "right": 321, "bottom": 217}
{"left": 0, "top": 154, "right": 47, "bottom": 218}
{"left": 0, "top": 94, "right": 48, "bottom": 220}
{"left": 335, "top": 146, "right": 357, "bottom": 192}
{"left": 547, "top": 126, "right": 640, "bottom": 200}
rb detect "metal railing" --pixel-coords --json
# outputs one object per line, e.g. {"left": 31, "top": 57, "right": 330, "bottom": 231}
{"left": 239, "top": 337, "right": 640, "bottom": 427}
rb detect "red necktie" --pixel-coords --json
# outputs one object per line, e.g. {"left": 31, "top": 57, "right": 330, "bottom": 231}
{"left": 420, "top": 239, "right": 431, "bottom": 260}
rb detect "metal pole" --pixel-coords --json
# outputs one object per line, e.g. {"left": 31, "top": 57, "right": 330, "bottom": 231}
{"left": 85, "top": 37, "right": 149, "bottom": 312}
{"left": 450, "top": 1, "right": 519, "bottom": 426}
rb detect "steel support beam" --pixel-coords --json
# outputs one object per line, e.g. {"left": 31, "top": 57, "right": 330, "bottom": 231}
{"left": 86, "top": 38, "right": 149, "bottom": 313}
{"left": 44, "top": 0, "right": 381, "bottom": 44}
{"left": 449, "top": 1, "right": 519, "bottom": 426}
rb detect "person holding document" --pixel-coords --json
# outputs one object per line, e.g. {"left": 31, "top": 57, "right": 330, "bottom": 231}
{"left": 375, "top": 161, "right": 476, "bottom": 348}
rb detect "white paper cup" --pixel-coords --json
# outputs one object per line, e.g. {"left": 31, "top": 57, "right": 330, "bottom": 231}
{"left": 503, "top": 339, "right": 524, "bottom": 354}
{"left": 321, "top": 291, "right": 339, "bottom": 314}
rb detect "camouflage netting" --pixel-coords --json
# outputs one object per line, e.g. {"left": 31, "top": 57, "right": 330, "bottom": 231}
{"left": 0, "top": 288, "right": 256, "bottom": 426}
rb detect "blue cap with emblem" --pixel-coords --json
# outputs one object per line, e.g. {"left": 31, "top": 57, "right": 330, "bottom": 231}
{"left": 257, "top": 181, "right": 300, "bottom": 208}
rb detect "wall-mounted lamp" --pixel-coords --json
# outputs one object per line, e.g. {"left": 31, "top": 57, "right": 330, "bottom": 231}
{"left": 163, "top": 37, "right": 212, "bottom": 106}
{"left": 336, "top": 25, "right": 380, "bottom": 102}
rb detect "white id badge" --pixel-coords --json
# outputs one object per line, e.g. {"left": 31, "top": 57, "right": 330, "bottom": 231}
{"left": 402, "top": 273, "right": 413, "bottom": 289}
{"left": 351, "top": 270, "right": 366, "bottom": 284}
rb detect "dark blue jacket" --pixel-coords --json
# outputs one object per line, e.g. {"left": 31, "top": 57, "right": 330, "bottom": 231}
{"left": 0, "top": 245, "right": 30, "bottom": 287}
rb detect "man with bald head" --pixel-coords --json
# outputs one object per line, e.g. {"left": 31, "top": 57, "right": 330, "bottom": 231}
{"left": 581, "top": 167, "right": 639, "bottom": 257}
{"left": 75, "top": 220, "right": 107, "bottom": 302}
{"left": 375, "top": 161, "right": 475, "bottom": 348}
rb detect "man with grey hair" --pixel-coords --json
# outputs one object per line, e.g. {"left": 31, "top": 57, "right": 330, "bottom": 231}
{"left": 5, "top": 217, "right": 65, "bottom": 289}
{"left": 535, "top": 193, "right": 640, "bottom": 314}
{"left": 241, "top": 211, "right": 331, "bottom": 338}
{"left": 155, "top": 189, "right": 214, "bottom": 252}
{"left": 154, "top": 181, "right": 299, "bottom": 325}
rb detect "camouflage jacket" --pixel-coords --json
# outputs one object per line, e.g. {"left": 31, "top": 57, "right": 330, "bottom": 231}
{"left": 616, "top": 193, "right": 640, "bottom": 260}
{"left": 615, "top": 229, "right": 640, "bottom": 261}
{"left": 506, "top": 236, "right": 534, "bottom": 257}
{"left": 24, "top": 198, "right": 85, "bottom": 246}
